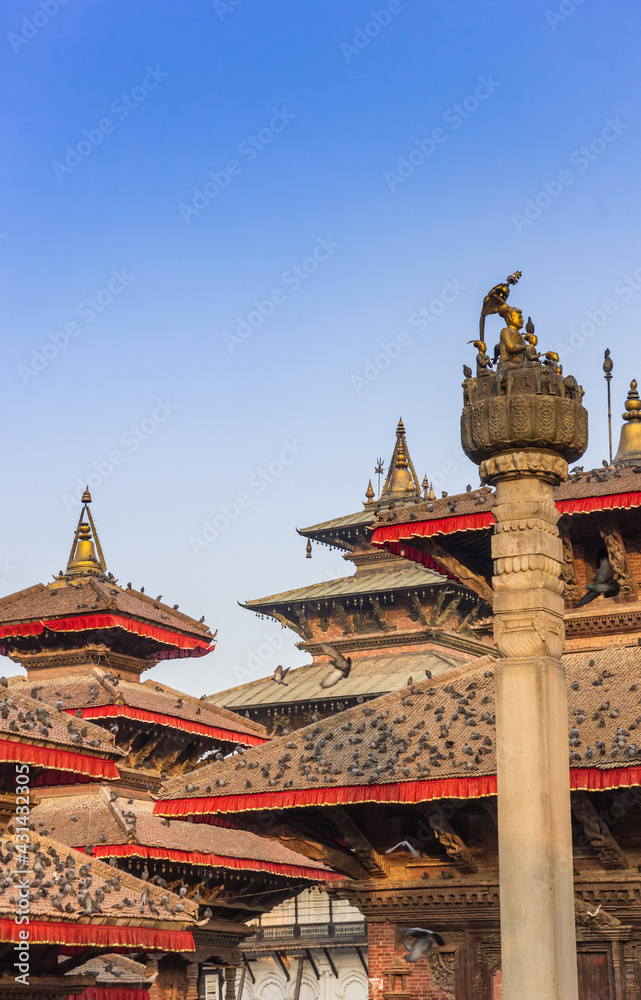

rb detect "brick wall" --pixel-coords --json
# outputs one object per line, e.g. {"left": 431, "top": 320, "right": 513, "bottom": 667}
{"left": 366, "top": 922, "right": 449, "bottom": 1000}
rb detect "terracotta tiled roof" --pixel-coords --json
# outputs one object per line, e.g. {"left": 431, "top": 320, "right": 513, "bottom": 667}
{"left": 157, "top": 644, "right": 641, "bottom": 813}
{"left": 0, "top": 832, "right": 197, "bottom": 924}
{"left": 374, "top": 464, "right": 641, "bottom": 533}
{"left": 67, "top": 954, "right": 150, "bottom": 986}
{"left": 374, "top": 486, "right": 495, "bottom": 529}
{"left": 212, "top": 650, "right": 468, "bottom": 710}
{"left": 0, "top": 579, "right": 213, "bottom": 641}
{"left": 31, "top": 785, "right": 331, "bottom": 876}
{"left": 9, "top": 670, "right": 266, "bottom": 744}
{"left": 0, "top": 686, "right": 122, "bottom": 758}
{"left": 242, "top": 563, "right": 448, "bottom": 610}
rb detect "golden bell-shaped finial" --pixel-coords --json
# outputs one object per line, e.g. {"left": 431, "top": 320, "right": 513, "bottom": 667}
{"left": 82, "top": 486, "right": 92, "bottom": 504}
{"left": 428, "top": 481, "right": 436, "bottom": 501}
{"left": 364, "top": 479, "right": 375, "bottom": 505}
{"left": 614, "top": 379, "right": 641, "bottom": 465}
{"left": 67, "top": 523, "right": 102, "bottom": 575}
{"left": 421, "top": 474, "right": 429, "bottom": 499}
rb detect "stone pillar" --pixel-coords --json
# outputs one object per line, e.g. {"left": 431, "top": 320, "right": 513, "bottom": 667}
{"left": 461, "top": 365, "right": 588, "bottom": 1000}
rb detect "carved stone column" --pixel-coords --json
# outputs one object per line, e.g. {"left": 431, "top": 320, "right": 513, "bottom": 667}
{"left": 461, "top": 362, "right": 588, "bottom": 1000}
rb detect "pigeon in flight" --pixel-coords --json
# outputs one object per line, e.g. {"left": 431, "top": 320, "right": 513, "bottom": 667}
{"left": 271, "top": 665, "right": 290, "bottom": 686}
{"left": 574, "top": 551, "right": 619, "bottom": 608}
{"left": 384, "top": 841, "right": 420, "bottom": 859}
{"left": 319, "top": 643, "right": 352, "bottom": 689}
{"left": 402, "top": 927, "right": 445, "bottom": 962}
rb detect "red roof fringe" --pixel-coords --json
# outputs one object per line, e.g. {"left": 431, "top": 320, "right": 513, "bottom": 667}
{"left": 0, "top": 738, "right": 119, "bottom": 780}
{"left": 70, "top": 705, "right": 267, "bottom": 747}
{"left": 155, "top": 766, "right": 641, "bottom": 816}
{"left": 371, "top": 492, "right": 641, "bottom": 548}
{"left": 71, "top": 991, "right": 150, "bottom": 1000}
{"left": 0, "top": 613, "right": 211, "bottom": 652}
{"left": 382, "top": 541, "right": 465, "bottom": 583}
{"left": 87, "top": 844, "right": 337, "bottom": 880}
{"left": 0, "top": 918, "right": 193, "bottom": 952}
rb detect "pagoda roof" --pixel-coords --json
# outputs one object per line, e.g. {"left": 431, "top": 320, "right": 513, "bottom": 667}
{"left": 67, "top": 954, "right": 150, "bottom": 988}
{"left": 0, "top": 686, "right": 123, "bottom": 783}
{"left": 0, "top": 579, "right": 213, "bottom": 659}
{"left": 372, "top": 464, "right": 641, "bottom": 548}
{"left": 298, "top": 508, "right": 377, "bottom": 547}
{"left": 8, "top": 670, "right": 267, "bottom": 747}
{"left": 155, "top": 643, "right": 641, "bottom": 818}
{"left": 32, "top": 785, "right": 334, "bottom": 881}
{"left": 0, "top": 832, "right": 196, "bottom": 952}
{"left": 211, "top": 649, "right": 469, "bottom": 711}
{"left": 242, "top": 561, "right": 451, "bottom": 612}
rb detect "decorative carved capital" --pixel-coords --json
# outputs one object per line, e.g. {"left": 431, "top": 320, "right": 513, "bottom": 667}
{"left": 461, "top": 373, "right": 588, "bottom": 470}
{"left": 479, "top": 449, "right": 569, "bottom": 486}
{"left": 493, "top": 609, "right": 564, "bottom": 658}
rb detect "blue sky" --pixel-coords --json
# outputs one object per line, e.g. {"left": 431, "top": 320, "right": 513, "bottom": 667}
{"left": 1, "top": 0, "right": 640, "bottom": 694}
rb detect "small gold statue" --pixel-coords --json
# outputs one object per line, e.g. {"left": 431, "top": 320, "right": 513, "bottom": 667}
{"left": 467, "top": 340, "right": 493, "bottom": 375}
{"left": 497, "top": 303, "right": 526, "bottom": 368}
{"left": 479, "top": 271, "right": 522, "bottom": 342}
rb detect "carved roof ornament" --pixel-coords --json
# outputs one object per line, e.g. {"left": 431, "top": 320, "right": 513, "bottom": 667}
{"left": 613, "top": 379, "right": 641, "bottom": 466}
{"left": 64, "top": 487, "right": 108, "bottom": 580}
{"left": 380, "top": 418, "right": 421, "bottom": 501}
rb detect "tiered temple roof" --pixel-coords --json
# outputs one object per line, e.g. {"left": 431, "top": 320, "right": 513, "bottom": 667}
{"left": 217, "top": 420, "right": 493, "bottom": 730}
{"left": 157, "top": 646, "right": 641, "bottom": 828}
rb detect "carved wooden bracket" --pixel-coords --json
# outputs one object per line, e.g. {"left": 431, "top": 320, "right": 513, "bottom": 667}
{"left": 324, "top": 806, "right": 389, "bottom": 877}
{"left": 598, "top": 514, "right": 638, "bottom": 602}
{"left": 421, "top": 805, "right": 479, "bottom": 873}
{"left": 572, "top": 792, "right": 627, "bottom": 870}
{"left": 559, "top": 522, "right": 582, "bottom": 603}
{"left": 427, "top": 541, "right": 494, "bottom": 604}
{"left": 333, "top": 602, "right": 353, "bottom": 635}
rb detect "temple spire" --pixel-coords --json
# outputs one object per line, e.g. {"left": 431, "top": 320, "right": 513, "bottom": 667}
{"left": 613, "top": 379, "right": 641, "bottom": 466}
{"left": 64, "top": 488, "right": 107, "bottom": 578}
{"left": 380, "top": 418, "right": 420, "bottom": 500}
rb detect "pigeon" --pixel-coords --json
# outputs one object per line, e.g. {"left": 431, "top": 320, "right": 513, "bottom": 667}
{"left": 402, "top": 927, "right": 445, "bottom": 962}
{"left": 384, "top": 841, "right": 420, "bottom": 859}
{"left": 271, "top": 665, "right": 290, "bottom": 686}
{"left": 574, "top": 552, "right": 619, "bottom": 608}
{"left": 463, "top": 364, "right": 473, "bottom": 379}
{"left": 319, "top": 644, "right": 352, "bottom": 689}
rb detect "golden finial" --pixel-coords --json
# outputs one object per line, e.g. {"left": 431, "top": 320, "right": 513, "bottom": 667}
{"left": 61, "top": 490, "right": 107, "bottom": 580}
{"left": 305, "top": 538, "right": 312, "bottom": 559}
{"left": 428, "top": 482, "right": 436, "bottom": 501}
{"left": 421, "top": 474, "right": 429, "bottom": 499}
{"left": 380, "top": 417, "right": 420, "bottom": 499}
{"left": 614, "top": 379, "right": 641, "bottom": 466}
{"left": 364, "top": 479, "right": 375, "bottom": 505}
{"left": 623, "top": 379, "right": 641, "bottom": 420}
